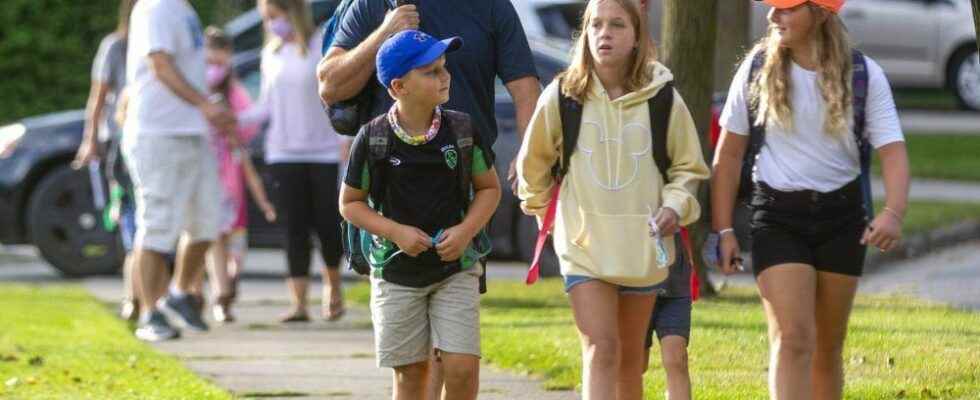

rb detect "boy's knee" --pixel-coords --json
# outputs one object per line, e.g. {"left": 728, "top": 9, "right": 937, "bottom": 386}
{"left": 439, "top": 353, "right": 479, "bottom": 386}
{"left": 661, "top": 344, "right": 689, "bottom": 373}
{"left": 394, "top": 361, "right": 429, "bottom": 382}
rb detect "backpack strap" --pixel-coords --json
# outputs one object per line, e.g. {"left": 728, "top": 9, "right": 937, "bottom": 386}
{"left": 557, "top": 80, "right": 584, "bottom": 181}
{"left": 851, "top": 50, "right": 874, "bottom": 221}
{"left": 442, "top": 110, "right": 476, "bottom": 211}
{"left": 366, "top": 116, "right": 393, "bottom": 211}
{"left": 650, "top": 82, "right": 675, "bottom": 184}
{"left": 740, "top": 50, "right": 769, "bottom": 201}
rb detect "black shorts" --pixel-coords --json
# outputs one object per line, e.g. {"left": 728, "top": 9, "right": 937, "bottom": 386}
{"left": 645, "top": 296, "right": 692, "bottom": 348}
{"left": 750, "top": 179, "right": 868, "bottom": 278}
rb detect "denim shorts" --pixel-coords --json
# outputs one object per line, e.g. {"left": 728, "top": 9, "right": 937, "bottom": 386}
{"left": 563, "top": 275, "right": 660, "bottom": 295}
{"left": 645, "top": 296, "right": 692, "bottom": 348}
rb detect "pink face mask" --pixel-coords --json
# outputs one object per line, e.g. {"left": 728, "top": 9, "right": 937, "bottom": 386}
{"left": 268, "top": 16, "right": 293, "bottom": 40}
{"left": 206, "top": 63, "right": 230, "bottom": 87}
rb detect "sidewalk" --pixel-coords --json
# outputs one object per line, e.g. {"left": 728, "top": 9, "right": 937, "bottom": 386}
{"left": 899, "top": 110, "right": 980, "bottom": 135}
{"left": 82, "top": 256, "right": 575, "bottom": 400}
{"left": 872, "top": 177, "right": 980, "bottom": 202}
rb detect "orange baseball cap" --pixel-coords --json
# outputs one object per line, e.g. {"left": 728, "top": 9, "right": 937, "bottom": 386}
{"left": 757, "top": 0, "right": 845, "bottom": 14}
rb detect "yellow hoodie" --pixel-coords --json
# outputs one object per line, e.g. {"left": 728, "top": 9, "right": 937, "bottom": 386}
{"left": 516, "top": 62, "right": 710, "bottom": 287}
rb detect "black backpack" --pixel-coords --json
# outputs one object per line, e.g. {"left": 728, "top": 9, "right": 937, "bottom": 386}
{"left": 554, "top": 80, "right": 695, "bottom": 294}
{"left": 323, "top": 0, "right": 397, "bottom": 136}
{"left": 738, "top": 49, "right": 873, "bottom": 219}
{"left": 341, "top": 110, "right": 490, "bottom": 276}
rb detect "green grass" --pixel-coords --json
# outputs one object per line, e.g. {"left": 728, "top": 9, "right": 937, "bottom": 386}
{"left": 893, "top": 88, "right": 960, "bottom": 111}
{"left": 878, "top": 200, "right": 980, "bottom": 235}
{"left": 0, "top": 285, "right": 231, "bottom": 399}
{"left": 350, "top": 281, "right": 980, "bottom": 399}
{"left": 873, "top": 134, "right": 980, "bottom": 182}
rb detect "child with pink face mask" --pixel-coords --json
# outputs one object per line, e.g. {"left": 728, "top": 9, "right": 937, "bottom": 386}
{"left": 203, "top": 26, "right": 276, "bottom": 323}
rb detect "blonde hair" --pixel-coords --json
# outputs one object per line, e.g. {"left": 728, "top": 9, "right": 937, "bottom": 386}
{"left": 749, "top": 3, "right": 853, "bottom": 137}
{"left": 260, "top": 0, "right": 315, "bottom": 56}
{"left": 558, "top": 0, "right": 657, "bottom": 102}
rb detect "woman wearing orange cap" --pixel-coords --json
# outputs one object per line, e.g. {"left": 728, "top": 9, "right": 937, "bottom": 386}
{"left": 711, "top": 0, "right": 909, "bottom": 399}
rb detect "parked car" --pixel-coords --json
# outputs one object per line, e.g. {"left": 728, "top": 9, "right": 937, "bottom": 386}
{"left": 511, "top": 0, "right": 586, "bottom": 41}
{"left": 0, "top": 2, "right": 571, "bottom": 277}
{"left": 648, "top": 0, "right": 980, "bottom": 110}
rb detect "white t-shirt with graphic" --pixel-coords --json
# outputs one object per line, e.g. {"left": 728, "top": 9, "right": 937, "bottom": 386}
{"left": 125, "top": 0, "right": 208, "bottom": 137}
{"left": 720, "top": 54, "right": 904, "bottom": 193}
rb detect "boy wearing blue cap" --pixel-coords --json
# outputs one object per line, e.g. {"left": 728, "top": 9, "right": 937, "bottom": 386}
{"left": 339, "top": 30, "right": 501, "bottom": 400}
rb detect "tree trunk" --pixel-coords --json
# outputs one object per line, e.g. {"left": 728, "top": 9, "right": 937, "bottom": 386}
{"left": 660, "top": 0, "right": 720, "bottom": 297}
{"left": 714, "top": 0, "right": 751, "bottom": 91}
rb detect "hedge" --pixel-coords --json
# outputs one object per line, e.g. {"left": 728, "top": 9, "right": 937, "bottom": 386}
{"left": 0, "top": 0, "right": 251, "bottom": 124}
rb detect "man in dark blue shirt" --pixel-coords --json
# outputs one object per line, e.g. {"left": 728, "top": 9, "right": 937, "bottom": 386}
{"left": 318, "top": 0, "right": 541, "bottom": 188}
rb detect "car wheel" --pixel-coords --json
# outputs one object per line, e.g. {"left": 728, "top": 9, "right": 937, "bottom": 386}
{"left": 951, "top": 47, "right": 980, "bottom": 111}
{"left": 27, "top": 165, "right": 123, "bottom": 276}
{"left": 515, "top": 214, "right": 560, "bottom": 278}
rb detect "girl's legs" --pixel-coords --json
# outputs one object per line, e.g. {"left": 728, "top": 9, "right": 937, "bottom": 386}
{"left": 309, "top": 163, "right": 344, "bottom": 320}
{"left": 616, "top": 293, "right": 657, "bottom": 400}
{"left": 570, "top": 280, "right": 620, "bottom": 399}
{"left": 811, "top": 272, "right": 859, "bottom": 400}
{"left": 757, "top": 264, "right": 818, "bottom": 400}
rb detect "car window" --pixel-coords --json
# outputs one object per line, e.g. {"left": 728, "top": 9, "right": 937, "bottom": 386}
{"left": 536, "top": 3, "right": 586, "bottom": 40}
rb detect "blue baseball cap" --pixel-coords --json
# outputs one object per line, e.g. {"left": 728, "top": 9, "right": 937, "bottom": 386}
{"left": 376, "top": 30, "right": 463, "bottom": 89}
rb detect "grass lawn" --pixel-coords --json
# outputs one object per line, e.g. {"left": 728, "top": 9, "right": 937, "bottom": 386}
{"left": 350, "top": 281, "right": 980, "bottom": 399}
{"left": 879, "top": 200, "right": 980, "bottom": 235}
{"left": 873, "top": 134, "right": 980, "bottom": 182}
{"left": 0, "top": 285, "right": 230, "bottom": 399}
{"left": 893, "top": 88, "right": 960, "bottom": 111}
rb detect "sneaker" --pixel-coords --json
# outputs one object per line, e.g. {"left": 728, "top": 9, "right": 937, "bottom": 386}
{"left": 135, "top": 311, "right": 181, "bottom": 342}
{"left": 159, "top": 294, "right": 210, "bottom": 332}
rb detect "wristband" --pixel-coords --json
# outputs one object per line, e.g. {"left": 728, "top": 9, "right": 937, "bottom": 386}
{"left": 883, "top": 207, "right": 903, "bottom": 222}
{"left": 717, "top": 228, "right": 735, "bottom": 236}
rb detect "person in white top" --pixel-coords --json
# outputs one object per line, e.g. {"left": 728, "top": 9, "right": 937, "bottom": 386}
{"left": 242, "top": 0, "right": 348, "bottom": 323}
{"left": 123, "top": 0, "right": 237, "bottom": 342}
{"left": 711, "top": 0, "right": 909, "bottom": 398}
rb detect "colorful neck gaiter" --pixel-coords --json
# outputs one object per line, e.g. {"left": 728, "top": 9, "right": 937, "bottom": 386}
{"left": 388, "top": 104, "right": 442, "bottom": 146}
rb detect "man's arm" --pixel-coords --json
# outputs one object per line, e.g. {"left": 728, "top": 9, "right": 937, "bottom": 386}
{"left": 317, "top": 5, "right": 419, "bottom": 105}
{"left": 148, "top": 52, "right": 234, "bottom": 132}
{"left": 504, "top": 76, "right": 541, "bottom": 191}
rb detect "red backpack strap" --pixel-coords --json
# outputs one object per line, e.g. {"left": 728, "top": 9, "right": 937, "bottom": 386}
{"left": 526, "top": 183, "right": 561, "bottom": 285}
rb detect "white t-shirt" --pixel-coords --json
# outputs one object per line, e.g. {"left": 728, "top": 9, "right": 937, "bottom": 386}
{"left": 125, "top": 0, "right": 208, "bottom": 137}
{"left": 719, "top": 54, "right": 904, "bottom": 193}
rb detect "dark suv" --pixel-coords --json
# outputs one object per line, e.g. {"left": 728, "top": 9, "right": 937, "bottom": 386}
{"left": 0, "top": 0, "right": 565, "bottom": 277}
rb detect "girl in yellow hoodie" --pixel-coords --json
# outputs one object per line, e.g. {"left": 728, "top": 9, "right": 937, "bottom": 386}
{"left": 516, "top": 0, "right": 709, "bottom": 398}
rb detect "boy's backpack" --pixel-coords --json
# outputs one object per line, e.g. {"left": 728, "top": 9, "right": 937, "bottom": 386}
{"left": 341, "top": 110, "right": 492, "bottom": 277}
{"left": 738, "top": 49, "right": 873, "bottom": 220}
{"left": 321, "top": 0, "right": 397, "bottom": 136}
{"left": 526, "top": 81, "right": 702, "bottom": 300}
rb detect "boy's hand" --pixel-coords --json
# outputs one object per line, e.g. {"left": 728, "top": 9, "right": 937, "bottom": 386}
{"left": 392, "top": 224, "right": 432, "bottom": 257}
{"left": 436, "top": 225, "right": 475, "bottom": 262}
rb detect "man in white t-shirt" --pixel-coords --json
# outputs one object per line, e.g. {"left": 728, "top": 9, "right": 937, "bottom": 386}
{"left": 123, "top": 0, "right": 236, "bottom": 342}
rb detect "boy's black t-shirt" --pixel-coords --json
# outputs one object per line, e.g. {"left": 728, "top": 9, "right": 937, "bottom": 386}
{"left": 344, "top": 111, "right": 493, "bottom": 288}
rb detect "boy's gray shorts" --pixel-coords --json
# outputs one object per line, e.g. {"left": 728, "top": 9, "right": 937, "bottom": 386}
{"left": 370, "top": 268, "right": 481, "bottom": 368}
